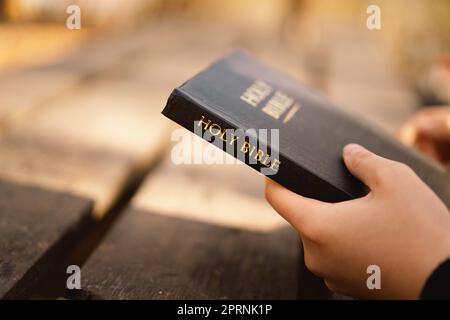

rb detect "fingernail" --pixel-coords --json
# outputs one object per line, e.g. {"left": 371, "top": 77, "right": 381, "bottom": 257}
{"left": 343, "top": 143, "right": 365, "bottom": 158}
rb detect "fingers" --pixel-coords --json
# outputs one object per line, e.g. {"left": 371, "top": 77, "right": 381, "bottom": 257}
{"left": 265, "top": 178, "right": 331, "bottom": 233}
{"left": 398, "top": 107, "right": 450, "bottom": 145}
{"left": 416, "top": 113, "right": 450, "bottom": 141}
{"left": 343, "top": 144, "right": 398, "bottom": 190}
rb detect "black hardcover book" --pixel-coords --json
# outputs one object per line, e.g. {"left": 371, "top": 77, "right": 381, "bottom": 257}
{"left": 162, "top": 51, "right": 450, "bottom": 208}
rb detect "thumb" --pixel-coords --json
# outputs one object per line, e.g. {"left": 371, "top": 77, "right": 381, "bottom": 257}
{"left": 265, "top": 178, "right": 331, "bottom": 232}
{"left": 343, "top": 144, "right": 392, "bottom": 190}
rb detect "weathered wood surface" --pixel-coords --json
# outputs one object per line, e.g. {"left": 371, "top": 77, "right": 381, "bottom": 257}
{"left": 81, "top": 209, "right": 298, "bottom": 299}
{"left": 0, "top": 179, "right": 92, "bottom": 299}
{"left": 0, "top": 68, "right": 80, "bottom": 135}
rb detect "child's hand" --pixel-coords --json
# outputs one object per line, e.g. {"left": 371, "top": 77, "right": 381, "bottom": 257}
{"left": 265, "top": 144, "right": 450, "bottom": 299}
{"left": 399, "top": 107, "right": 450, "bottom": 164}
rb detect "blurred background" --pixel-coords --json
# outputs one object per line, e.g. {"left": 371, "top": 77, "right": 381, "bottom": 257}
{"left": 0, "top": 0, "right": 450, "bottom": 299}
{"left": 1, "top": 0, "right": 449, "bottom": 222}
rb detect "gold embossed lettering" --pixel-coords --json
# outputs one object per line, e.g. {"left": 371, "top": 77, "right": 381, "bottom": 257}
{"left": 240, "top": 141, "right": 250, "bottom": 153}
{"left": 209, "top": 123, "right": 222, "bottom": 136}
{"left": 198, "top": 115, "right": 212, "bottom": 130}
{"left": 240, "top": 80, "right": 273, "bottom": 107}
{"left": 262, "top": 91, "right": 294, "bottom": 120}
{"left": 270, "top": 159, "right": 281, "bottom": 171}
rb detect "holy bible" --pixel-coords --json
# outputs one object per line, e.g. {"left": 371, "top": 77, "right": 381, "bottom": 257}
{"left": 162, "top": 51, "right": 450, "bottom": 208}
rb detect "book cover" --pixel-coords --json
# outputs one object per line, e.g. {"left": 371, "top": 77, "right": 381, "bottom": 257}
{"left": 162, "top": 51, "right": 450, "bottom": 208}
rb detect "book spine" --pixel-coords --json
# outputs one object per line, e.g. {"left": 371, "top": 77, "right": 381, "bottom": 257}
{"left": 163, "top": 88, "right": 355, "bottom": 203}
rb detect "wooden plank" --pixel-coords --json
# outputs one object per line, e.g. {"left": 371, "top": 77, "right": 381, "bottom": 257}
{"left": 0, "top": 68, "right": 80, "bottom": 135}
{"left": 0, "top": 179, "right": 92, "bottom": 299}
{"left": 81, "top": 209, "right": 299, "bottom": 299}
{"left": 0, "top": 79, "right": 171, "bottom": 217}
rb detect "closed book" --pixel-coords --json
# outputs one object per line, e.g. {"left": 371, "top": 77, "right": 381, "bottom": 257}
{"left": 162, "top": 51, "right": 450, "bottom": 208}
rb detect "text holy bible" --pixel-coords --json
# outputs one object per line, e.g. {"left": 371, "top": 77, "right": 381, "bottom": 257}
{"left": 162, "top": 51, "right": 450, "bottom": 208}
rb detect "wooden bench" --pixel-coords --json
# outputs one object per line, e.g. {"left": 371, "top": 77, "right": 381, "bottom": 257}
{"left": 0, "top": 179, "right": 92, "bottom": 299}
